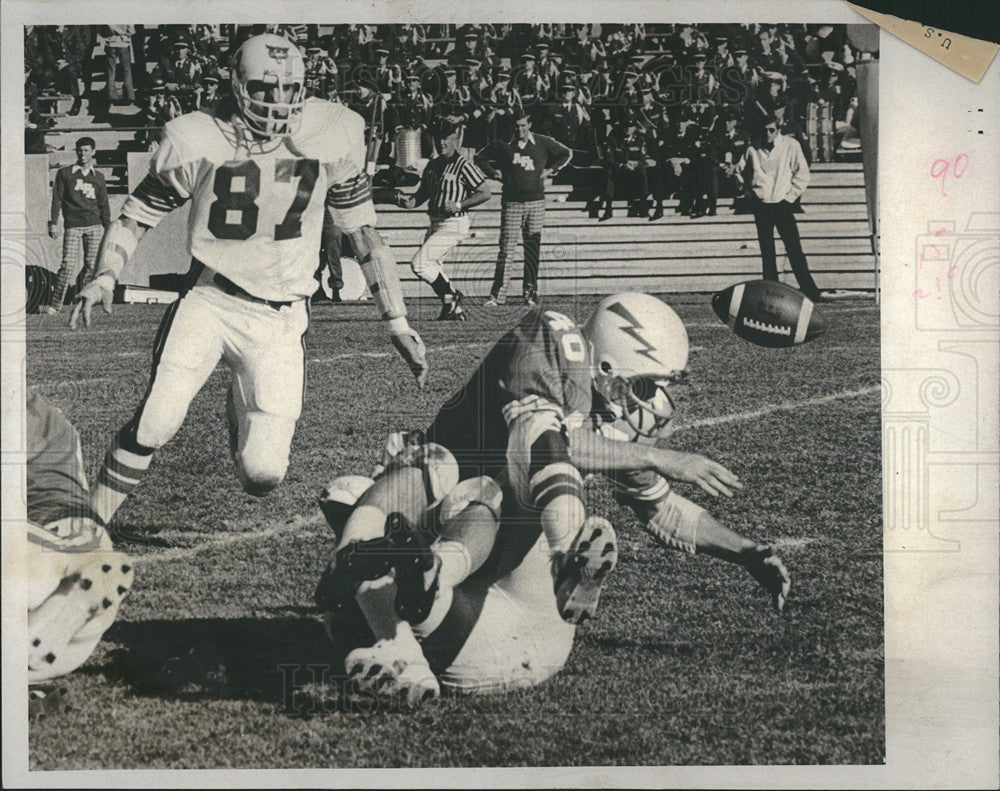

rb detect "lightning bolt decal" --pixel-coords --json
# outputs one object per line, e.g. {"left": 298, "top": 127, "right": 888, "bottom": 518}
{"left": 606, "top": 302, "right": 661, "bottom": 365}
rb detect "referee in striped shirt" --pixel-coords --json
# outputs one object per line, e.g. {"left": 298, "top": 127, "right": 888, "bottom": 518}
{"left": 401, "top": 119, "right": 492, "bottom": 320}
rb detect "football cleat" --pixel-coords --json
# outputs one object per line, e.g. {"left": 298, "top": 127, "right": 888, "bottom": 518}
{"left": 482, "top": 295, "right": 504, "bottom": 307}
{"left": 384, "top": 513, "right": 440, "bottom": 625}
{"left": 553, "top": 516, "right": 618, "bottom": 625}
{"left": 314, "top": 537, "right": 395, "bottom": 617}
{"left": 345, "top": 639, "right": 440, "bottom": 707}
{"left": 28, "top": 554, "right": 134, "bottom": 683}
{"left": 436, "top": 291, "right": 467, "bottom": 321}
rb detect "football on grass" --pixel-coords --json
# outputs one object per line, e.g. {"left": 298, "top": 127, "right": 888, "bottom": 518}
{"left": 711, "top": 280, "right": 825, "bottom": 348}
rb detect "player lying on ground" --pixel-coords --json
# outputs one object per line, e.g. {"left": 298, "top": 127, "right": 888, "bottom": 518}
{"left": 314, "top": 293, "right": 790, "bottom": 703}
{"left": 23, "top": 388, "right": 133, "bottom": 717}
{"left": 316, "top": 450, "right": 586, "bottom": 704}
{"left": 68, "top": 35, "right": 427, "bottom": 529}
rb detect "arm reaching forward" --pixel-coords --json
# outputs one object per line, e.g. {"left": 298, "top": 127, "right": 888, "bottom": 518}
{"left": 70, "top": 215, "right": 146, "bottom": 330}
{"left": 341, "top": 216, "right": 428, "bottom": 389}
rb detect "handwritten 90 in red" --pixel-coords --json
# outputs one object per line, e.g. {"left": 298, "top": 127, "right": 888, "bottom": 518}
{"left": 930, "top": 154, "right": 970, "bottom": 196}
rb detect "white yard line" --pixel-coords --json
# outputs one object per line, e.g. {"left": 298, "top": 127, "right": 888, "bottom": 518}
{"left": 138, "top": 384, "right": 877, "bottom": 566}
{"left": 771, "top": 537, "right": 817, "bottom": 549}
{"left": 677, "top": 385, "right": 880, "bottom": 431}
{"left": 133, "top": 513, "right": 325, "bottom": 567}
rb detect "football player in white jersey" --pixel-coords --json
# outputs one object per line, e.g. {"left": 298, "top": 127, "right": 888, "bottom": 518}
{"left": 70, "top": 34, "right": 428, "bottom": 526}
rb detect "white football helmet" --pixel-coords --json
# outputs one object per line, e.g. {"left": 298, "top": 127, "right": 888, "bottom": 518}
{"left": 231, "top": 34, "right": 307, "bottom": 139}
{"left": 584, "top": 293, "right": 689, "bottom": 438}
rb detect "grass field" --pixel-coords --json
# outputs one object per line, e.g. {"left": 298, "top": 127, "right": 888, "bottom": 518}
{"left": 25, "top": 293, "right": 884, "bottom": 769}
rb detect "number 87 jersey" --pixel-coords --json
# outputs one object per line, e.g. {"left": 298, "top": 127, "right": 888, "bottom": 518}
{"left": 123, "top": 98, "right": 374, "bottom": 303}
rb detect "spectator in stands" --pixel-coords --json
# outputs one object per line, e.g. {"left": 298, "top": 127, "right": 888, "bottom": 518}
{"left": 439, "top": 67, "right": 472, "bottom": 126}
{"left": 688, "top": 51, "right": 717, "bottom": 104}
{"left": 485, "top": 68, "right": 522, "bottom": 144}
{"left": 449, "top": 29, "right": 483, "bottom": 68}
{"left": 192, "top": 74, "right": 220, "bottom": 110}
{"left": 304, "top": 47, "right": 337, "bottom": 100}
{"left": 515, "top": 53, "right": 550, "bottom": 120}
{"left": 588, "top": 58, "right": 614, "bottom": 149}
{"left": 102, "top": 25, "right": 136, "bottom": 105}
{"left": 373, "top": 45, "right": 401, "bottom": 96}
{"left": 535, "top": 41, "right": 561, "bottom": 90}
{"left": 62, "top": 26, "right": 97, "bottom": 114}
{"left": 715, "top": 107, "right": 751, "bottom": 213}
{"left": 25, "top": 80, "right": 54, "bottom": 153}
{"left": 152, "top": 41, "right": 203, "bottom": 110}
{"left": 461, "top": 59, "right": 493, "bottom": 156}
{"left": 612, "top": 119, "right": 651, "bottom": 218}
{"left": 545, "top": 79, "right": 594, "bottom": 164}
{"left": 476, "top": 112, "right": 572, "bottom": 306}
{"left": 614, "top": 67, "right": 642, "bottom": 126}
{"left": 387, "top": 24, "right": 420, "bottom": 66}
{"left": 647, "top": 103, "right": 686, "bottom": 221}
{"left": 735, "top": 113, "right": 822, "bottom": 302}
{"left": 686, "top": 110, "right": 721, "bottom": 218}
{"left": 46, "top": 137, "right": 110, "bottom": 314}
{"left": 389, "top": 73, "right": 434, "bottom": 158}
{"left": 564, "top": 24, "right": 606, "bottom": 73}
{"left": 709, "top": 35, "right": 734, "bottom": 72}
{"left": 50, "top": 57, "right": 82, "bottom": 116}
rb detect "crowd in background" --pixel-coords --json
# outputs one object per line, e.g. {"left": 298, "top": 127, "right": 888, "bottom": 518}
{"left": 25, "top": 23, "right": 869, "bottom": 218}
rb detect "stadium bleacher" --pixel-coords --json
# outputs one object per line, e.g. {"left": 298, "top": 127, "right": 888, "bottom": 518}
{"left": 24, "top": 23, "right": 877, "bottom": 300}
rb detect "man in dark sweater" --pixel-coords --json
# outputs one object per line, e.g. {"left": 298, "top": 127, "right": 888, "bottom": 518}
{"left": 46, "top": 137, "right": 110, "bottom": 313}
{"left": 476, "top": 113, "right": 572, "bottom": 306}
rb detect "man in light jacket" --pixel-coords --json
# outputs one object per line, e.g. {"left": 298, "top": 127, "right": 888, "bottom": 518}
{"left": 736, "top": 114, "right": 822, "bottom": 302}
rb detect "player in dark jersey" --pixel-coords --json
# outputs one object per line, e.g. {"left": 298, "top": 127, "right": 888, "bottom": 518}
{"left": 314, "top": 293, "right": 790, "bottom": 703}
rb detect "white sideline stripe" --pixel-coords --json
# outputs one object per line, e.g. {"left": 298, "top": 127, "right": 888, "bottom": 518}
{"left": 772, "top": 537, "right": 815, "bottom": 549}
{"left": 34, "top": 343, "right": 491, "bottom": 389}
{"left": 308, "top": 341, "right": 485, "bottom": 364}
{"left": 53, "top": 341, "right": 712, "bottom": 387}
{"left": 134, "top": 513, "right": 325, "bottom": 567}
{"left": 677, "top": 385, "right": 880, "bottom": 431}
{"left": 137, "top": 385, "right": 876, "bottom": 566}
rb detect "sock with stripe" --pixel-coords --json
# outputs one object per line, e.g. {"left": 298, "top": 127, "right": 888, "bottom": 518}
{"left": 91, "top": 428, "right": 154, "bottom": 525}
{"left": 429, "top": 273, "right": 455, "bottom": 299}
{"left": 529, "top": 462, "right": 587, "bottom": 556}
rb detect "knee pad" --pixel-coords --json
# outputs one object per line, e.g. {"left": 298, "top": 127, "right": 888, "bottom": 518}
{"left": 236, "top": 414, "right": 294, "bottom": 496}
{"left": 237, "top": 456, "right": 287, "bottom": 496}
{"left": 646, "top": 491, "right": 703, "bottom": 554}
{"left": 379, "top": 435, "right": 459, "bottom": 507}
{"left": 319, "top": 475, "right": 376, "bottom": 539}
{"left": 130, "top": 405, "right": 185, "bottom": 452}
{"left": 439, "top": 476, "right": 504, "bottom": 524}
